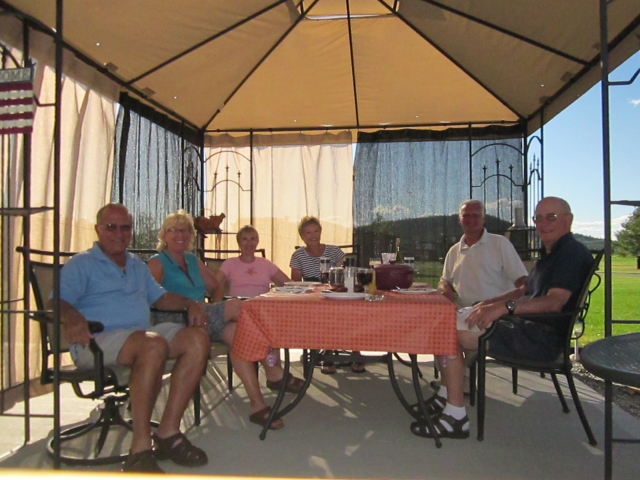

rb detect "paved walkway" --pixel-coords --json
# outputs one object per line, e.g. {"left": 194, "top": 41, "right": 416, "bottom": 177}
{"left": 1, "top": 355, "right": 639, "bottom": 479}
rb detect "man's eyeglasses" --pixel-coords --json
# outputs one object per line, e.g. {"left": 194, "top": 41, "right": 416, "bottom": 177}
{"left": 532, "top": 213, "right": 565, "bottom": 224}
{"left": 103, "top": 223, "right": 132, "bottom": 233}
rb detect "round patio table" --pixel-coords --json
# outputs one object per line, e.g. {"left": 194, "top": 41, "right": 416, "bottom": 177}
{"left": 580, "top": 332, "right": 640, "bottom": 480}
{"left": 581, "top": 332, "right": 640, "bottom": 388}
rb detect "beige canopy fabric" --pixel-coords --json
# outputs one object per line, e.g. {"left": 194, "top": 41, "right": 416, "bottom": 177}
{"left": 1, "top": 0, "right": 639, "bottom": 141}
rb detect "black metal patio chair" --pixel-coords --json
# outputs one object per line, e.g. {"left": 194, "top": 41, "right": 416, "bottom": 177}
{"left": 476, "top": 249, "right": 604, "bottom": 445}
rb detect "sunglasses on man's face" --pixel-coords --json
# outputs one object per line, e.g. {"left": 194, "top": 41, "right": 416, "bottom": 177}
{"left": 532, "top": 213, "right": 566, "bottom": 224}
{"left": 102, "top": 223, "right": 132, "bottom": 233}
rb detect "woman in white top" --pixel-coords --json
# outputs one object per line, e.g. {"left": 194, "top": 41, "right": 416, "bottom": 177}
{"left": 289, "top": 216, "right": 345, "bottom": 281}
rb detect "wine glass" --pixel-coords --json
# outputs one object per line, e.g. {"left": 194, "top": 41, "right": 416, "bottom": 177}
{"left": 357, "top": 268, "right": 375, "bottom": 294}
{"left": 404, "top": 256, "right": 417, "bottom": 274}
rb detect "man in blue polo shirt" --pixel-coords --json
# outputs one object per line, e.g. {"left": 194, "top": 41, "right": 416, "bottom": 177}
{"left": 58, "top": 203, "right": 210, "bottom": 473}
{"left": 411, "top": 197, "right": 594, "bottom": 440}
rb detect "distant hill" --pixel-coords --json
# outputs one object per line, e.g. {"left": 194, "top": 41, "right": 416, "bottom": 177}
{"left": 574, "top": 233, "right": 604, "bottom": 250}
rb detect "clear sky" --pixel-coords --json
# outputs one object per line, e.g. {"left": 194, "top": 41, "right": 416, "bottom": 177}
{"left": 543, "top": 50, "right": 640, "bottom": 239}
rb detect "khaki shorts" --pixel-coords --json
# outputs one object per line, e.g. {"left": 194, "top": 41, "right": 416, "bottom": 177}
{"left": 71, "top": 322, "right": 184, "bottom": 369}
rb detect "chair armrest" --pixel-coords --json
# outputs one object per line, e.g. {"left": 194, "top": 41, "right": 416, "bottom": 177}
{"left": 507, "top": 309, "right": 580, "bottom": 325}
{"left": 87, "top": 320, "right": 104, "bottom": 334}
{"left": 479, "top": 309, "right": 580, "bottom": 343}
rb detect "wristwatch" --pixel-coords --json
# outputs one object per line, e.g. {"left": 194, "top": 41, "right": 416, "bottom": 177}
{"left": 506, "top": 300, "right": 516, "bottom": 315}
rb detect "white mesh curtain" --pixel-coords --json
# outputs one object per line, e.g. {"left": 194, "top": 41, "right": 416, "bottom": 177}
{"left": 204, "top": 132, "right": 353, "bottom": 271}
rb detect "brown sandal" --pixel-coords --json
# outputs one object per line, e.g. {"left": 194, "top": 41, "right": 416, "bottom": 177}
{"left": 248, "top": 406, "right": 284, "bottom": 430}
{"left": 122, "top": 449, "right": 164, "bottom": 473}
{"left": 321, "top": 361, "right": 336, "bottom": 374}
{"left": 350, "top": 362, "right": 366, "bottom": 373}
{"left": 266, "top": 372, "right": 305, "bottom": 394}
{"left": 152, "top": 432, "right": 208, "bottom": 467}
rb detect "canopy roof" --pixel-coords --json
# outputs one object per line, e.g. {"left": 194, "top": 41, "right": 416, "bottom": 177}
{"left": 2, "top": 0, "right": 640, "bottom": 138}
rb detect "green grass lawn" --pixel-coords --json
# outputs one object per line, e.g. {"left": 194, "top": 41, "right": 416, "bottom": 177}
{"left": 582, "top": 256, "right": 640, "bottom": 344}
{"left": 414, "top": 257, "right": 640, "bottom": 346}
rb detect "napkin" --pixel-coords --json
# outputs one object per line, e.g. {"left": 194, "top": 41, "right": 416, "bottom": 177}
{"left": 456, "top": 306, "right": 480, "bottom": 332}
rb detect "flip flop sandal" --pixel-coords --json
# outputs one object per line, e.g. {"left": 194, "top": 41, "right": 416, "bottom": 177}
{"left": 266, "top": 372, "right": 305, "bottom": 394}
{"left": 321, "top": 361, "right": 336, "bottom": 374}
{"left": 153, "top": 432, "right": 209, "bottom": 467}
{"left": 410, "top": 413, "right": 470, "bottom": 439}
{"left": 350, "top": 362, "right": 366, "bottom": 373}
{"left": 121, "top": 450, "right": 164, "bottom": 473}
{"left": 248, "top": 405, "right": 285, "bottom": 430}
{"left": 410, "top": 393, "right": 446, "bottom": 417}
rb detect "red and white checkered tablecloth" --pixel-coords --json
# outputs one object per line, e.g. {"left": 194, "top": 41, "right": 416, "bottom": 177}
{"left": 232, "top": 289, "right": 457, "bottom": 362}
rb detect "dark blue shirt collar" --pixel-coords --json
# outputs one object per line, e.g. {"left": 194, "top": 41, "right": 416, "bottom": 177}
{"left": 538, "top": 232, "right": 574, "bottom": 258}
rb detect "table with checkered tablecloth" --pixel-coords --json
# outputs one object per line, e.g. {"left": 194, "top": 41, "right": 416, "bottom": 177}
{"left": 233, "top": 288, "right": 457, "bottom": 361}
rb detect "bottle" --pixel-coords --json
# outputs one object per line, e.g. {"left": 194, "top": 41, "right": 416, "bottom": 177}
{"left": 265, "top": 348, "right": 278, "bottom": 367}
{"left": 395, "top": 237, "right": 402, "bottom": 264}
{"left": 344, "top": 267, "right": 356, "bottom": 293}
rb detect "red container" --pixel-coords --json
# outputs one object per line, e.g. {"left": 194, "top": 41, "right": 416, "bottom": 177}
{"left": 374, "top": 264, "right": 414, "bottom": 290}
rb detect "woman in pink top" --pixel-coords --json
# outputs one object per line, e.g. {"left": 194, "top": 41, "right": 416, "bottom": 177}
{"left": 213, "top": 225, "right": 290, "bottom": 301}
{"left": 213, "top": 226, "right": 303, "bottom": 427}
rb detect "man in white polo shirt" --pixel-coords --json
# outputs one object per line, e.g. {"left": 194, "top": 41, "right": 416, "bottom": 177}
{"left": 419, "top": 199, "right": 527, "bottom": 435}
{"left": 439, "top": 199, "right": 528, "bottom": 310}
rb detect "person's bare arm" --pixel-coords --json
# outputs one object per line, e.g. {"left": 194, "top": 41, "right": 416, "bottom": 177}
{"left": 153, "top": 293, "right": 207, "bottom": 327}
{"left": 475, "top": 284, "right": 526, "bottom": 307}
{"left": 271, "top": 268, "right": 291, "bottom": 287}
{"left": 147, "top": 257, "right": 164, "bottom": 284}
{"left": 290, "top": 268, "right": 303, "bottom": 281}
{"left": 212, "top": 270, "right": 226, "bottom": 302}
{"left": 514, "top": 275, "right": 527, "bottom": 289}
{"left": 49, "top": 298, "right": 93, "bottom": 346}
{"left": 466, "top": 287, "right": 571, "bottom": 330}
{"left": 197, "top": 258, "right": 223, "bottom": 301}
{"left": 437, "top": 278, "right": 456, "bottom": 302}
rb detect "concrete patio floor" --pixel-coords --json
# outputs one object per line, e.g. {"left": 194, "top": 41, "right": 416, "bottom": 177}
{"left": 0, "top": 354, "right": 638, "bottom": 479}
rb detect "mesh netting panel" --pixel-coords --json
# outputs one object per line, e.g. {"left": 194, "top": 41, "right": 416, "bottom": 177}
{"left": 113, "top": 108, "right": 201, "bottom": 250}
{"left": 354, "top": 130, "right": 524, "bottom": 284}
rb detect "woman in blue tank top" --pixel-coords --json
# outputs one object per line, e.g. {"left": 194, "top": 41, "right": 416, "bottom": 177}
{"left": 148, "top": 211, "right": 303, "bottom": 430}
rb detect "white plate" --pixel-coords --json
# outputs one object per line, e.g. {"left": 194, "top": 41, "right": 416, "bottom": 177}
{"left": 272, "top": 286, "right": 312, "bottom": 294}
{"left": 321, "top": 291, "right": 368, "bottom": 300}
{"left": 393, "top": 287, "right": 437, "bottom": 294}
{"left": 284, "top": 281, "right": 322, "bottom": 287}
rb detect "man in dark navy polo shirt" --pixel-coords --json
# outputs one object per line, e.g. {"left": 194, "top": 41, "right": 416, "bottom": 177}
{"left": 411, "top": 197, "right": 594, "bottom": 440}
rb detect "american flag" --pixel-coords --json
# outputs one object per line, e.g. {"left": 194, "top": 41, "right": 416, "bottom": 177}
{"left": 0, "top": 67, "right": 35, "bottom": 135}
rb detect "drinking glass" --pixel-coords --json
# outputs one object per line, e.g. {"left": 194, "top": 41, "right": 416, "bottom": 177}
{"left": 369, "top": 257, "right": 381, "bottom": 267}
{"left": 319, "top": 256, "right": 331, "bottom": 283}
{"left": 381, "top": 252, "right": 396, "bottom": 264}
{"left": 357, "top": 268, "right": 375, "bottom": 295}
{"left": 404, "top": 256, "right": 415, "bottom": 272}
{"left": 328, "top": 267, "right": 345, "bottom": 289}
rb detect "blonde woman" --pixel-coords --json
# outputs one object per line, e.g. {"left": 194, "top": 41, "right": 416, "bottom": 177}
{"left": 148, "top": 211, "right": 300, "bottom": 429}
